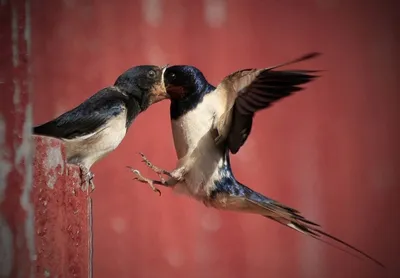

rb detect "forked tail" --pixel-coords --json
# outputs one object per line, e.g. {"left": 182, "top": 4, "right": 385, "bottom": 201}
{"left": 210, "top": 178, "right": 384, "bottom": 268}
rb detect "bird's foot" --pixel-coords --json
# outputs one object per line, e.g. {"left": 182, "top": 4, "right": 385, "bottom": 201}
{"left": 77, "top": 163, "right": 95, "bottom": 193}
{"left": 126, "top": 166, "right": 164, "bottom": 196}
{"left": 138, "top": 152, "right": 172, "bottom": 183}
{"left": 169, "top": 167, "right": 186, "bottom": 182}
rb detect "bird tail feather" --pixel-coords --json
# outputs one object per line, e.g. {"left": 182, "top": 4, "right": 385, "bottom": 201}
{"left": 209, "top": 182, "right": 384, "bottom": 268}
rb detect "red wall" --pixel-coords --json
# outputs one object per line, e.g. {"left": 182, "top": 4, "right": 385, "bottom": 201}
{"left": 31, "top": 1, "right": 400, "bottom": 278}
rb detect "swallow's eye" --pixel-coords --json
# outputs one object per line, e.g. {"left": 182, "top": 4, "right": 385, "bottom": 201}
{"left": 147, "top": 70, "right": 156, "bottom": 79}
{"left": 169, "top": 73, "right": 176, "bottom": 80}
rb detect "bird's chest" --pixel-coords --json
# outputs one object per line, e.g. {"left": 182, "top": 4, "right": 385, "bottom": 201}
{"left": 171, "top": 104, "right": 215, "bottom": 159}
{"left": 65, "top": 110, "right": 127, "bottom": 168}
{"left": 170, "top": 101, "right": 224, "bottom": 197}
{"left": 93, "top": 116, "right": 127, "bottom": 154}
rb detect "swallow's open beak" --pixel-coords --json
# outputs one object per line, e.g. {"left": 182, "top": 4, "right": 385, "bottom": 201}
{"left": 165, "top": 84, "right": 184, "bottom": 99}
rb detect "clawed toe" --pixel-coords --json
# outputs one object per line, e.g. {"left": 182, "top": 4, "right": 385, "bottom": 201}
{"left": 127, "top": 167, "right": 162, "bottom": 196}
{"left": 77, "top": 163, "right": 95, "bottom": 192}
{"left": 137, "top": 152, "right": 172, "bottom": 180}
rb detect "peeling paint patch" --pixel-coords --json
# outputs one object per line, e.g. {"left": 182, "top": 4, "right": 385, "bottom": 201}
{"left": 0, "top": 214, "right": 13, "bottom": 276}
{"left": 142, "top": 0, "right": 163, "bottom": 27}
{"left": 18, "top": 104, "right": 36, "bottom": 264}
{"left": 11, "top": 6, "right": 19, "bottom": 67}
{"left": 0, "top": 116, "right": 11, "bottom": 203}
{"left": 44, "top": 144, "right": 64, "bottom": 189}
{"left": 204, "top": 0, "right": 227, "bottom": 28}
{"left": 15, "top": 104, "right": 32, "bottom": 166}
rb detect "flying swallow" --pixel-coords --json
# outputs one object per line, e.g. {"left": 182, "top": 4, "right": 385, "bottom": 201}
{"left": 34, "top": 65, "right": 169, "bottom": 191}
{"left": 127, "top": 53, "right": 384, "bottom": 267}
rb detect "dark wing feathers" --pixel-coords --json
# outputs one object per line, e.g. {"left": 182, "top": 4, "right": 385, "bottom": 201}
{"left": 226, "top": 115, "right": 253, "bottom": 153}
{"left": 216, "top": 53, "right": 320, "bottom": 154}
{"left": 228, "top": 70, "right": 318, "bottom": 153}
{"left": 33, "top": 87, "right": 128, "bottom": 139}
{"left": 234, "top": 70, "right": 316, "bottom": 116}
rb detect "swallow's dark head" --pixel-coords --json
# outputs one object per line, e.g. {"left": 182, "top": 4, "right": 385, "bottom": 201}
{"left": 163, "top": 65, "right": 211, "bottom": 100}
{"left": 114, "top": 65, "right": 168, "bottom": 110}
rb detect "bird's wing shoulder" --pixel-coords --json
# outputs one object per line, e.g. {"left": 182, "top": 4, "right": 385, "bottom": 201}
{"left": 214, "top": 53, "right": 320, "bottom": 154}
{"left": 212, "top": 68, "right": 263, "bottom": 147}
{"left": 33, "top": 87, "right": 129, "bottom": 139}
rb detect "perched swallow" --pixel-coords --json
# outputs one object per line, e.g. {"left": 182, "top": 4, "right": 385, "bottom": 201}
{"left": 34, "top": 65, "right": 168, "bottom": 191}
{"left": 128, "top": 53, "right": 384, "bottom": 267}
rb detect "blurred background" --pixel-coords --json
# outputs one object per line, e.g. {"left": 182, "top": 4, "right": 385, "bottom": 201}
{"left": 31, "top": 0, "right": 399, "bottom": 278}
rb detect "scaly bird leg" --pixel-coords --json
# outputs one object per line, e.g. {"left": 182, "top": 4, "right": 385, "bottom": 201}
{"left": 138, "top": 152, "right": 172, "bottom": 183}
{"left": 138, "top": 152, "right": 185, "bottom": 185}
{"left": 126, "top": 166, "right": 165, "bottom": 196}
{"left": 77, "top": 163, "right": 95, "bottom": 192}
{"left": 128, "top": 152, "right": 187, "bottom": 195}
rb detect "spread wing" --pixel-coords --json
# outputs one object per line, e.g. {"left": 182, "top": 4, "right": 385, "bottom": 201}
{"left": 33, "top": 87, "right": 129, "bottom": 139}
{"left": 214, "top": 52, "right": 321, "bottom": 154}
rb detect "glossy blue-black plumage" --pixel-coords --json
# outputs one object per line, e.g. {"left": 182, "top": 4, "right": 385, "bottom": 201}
{"left": 33, "top": 88, "right": 139, "bottom": 139}
{"left": 210, "top": 153, "right": 241, "bottom": 196}
{"left": 168, "top": 66, "right": 215, "bottom": 120}
{"left": 33, "top": 65, "right": 161, "bottom": 139}
{"left": 210, "top": 152, "right": 270, "bottom": 204}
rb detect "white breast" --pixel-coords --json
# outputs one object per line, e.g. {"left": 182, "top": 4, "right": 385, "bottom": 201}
{"left": 64, "top": 108, "right": 128, "bottom": 169}
{"left": 171, "top": 92, "right": 226, "bottom": 198}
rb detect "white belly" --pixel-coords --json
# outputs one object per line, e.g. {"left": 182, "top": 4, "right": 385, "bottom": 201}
{"left": 64, "top": 109, "right": 127, "bottom": 169}
{"left": 171, "top": 93, "right": 225, "bottom": 197}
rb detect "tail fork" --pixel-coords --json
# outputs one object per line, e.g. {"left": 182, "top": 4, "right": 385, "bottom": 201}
{"left": 208, "top": 186, "right": 384, "bottom": 268}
